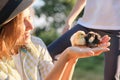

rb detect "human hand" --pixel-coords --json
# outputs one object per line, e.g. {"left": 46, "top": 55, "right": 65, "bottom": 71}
{"left": 66, "top": 35, "right": 110, "bottom": 60}
{"left": 91, "top": 35, "right": 110, "bottom": 56}
{"left": 62, "top": 24, "right": 71, "bottom": 35}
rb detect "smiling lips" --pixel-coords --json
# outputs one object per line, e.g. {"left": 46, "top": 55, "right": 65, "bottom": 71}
{"left": 25, "top": 33, "right": 30, "bottom": 38}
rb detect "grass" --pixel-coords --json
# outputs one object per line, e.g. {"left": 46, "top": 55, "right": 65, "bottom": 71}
{"left": 72, "top": 55, "right": 104, "bottom": 80}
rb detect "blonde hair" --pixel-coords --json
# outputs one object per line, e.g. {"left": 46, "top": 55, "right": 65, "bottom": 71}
{"left": 0, "top": 12, "right": 25, "bottom": 60}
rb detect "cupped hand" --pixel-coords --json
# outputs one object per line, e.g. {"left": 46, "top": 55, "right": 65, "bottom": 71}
{"left": 67, "top": 35, "right": 110, "bottom": 59}
{"left": 100, "top": 35, "right": 111, "bottom": 44}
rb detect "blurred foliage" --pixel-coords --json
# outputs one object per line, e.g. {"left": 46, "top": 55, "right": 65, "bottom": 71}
{"left": 33, "top": 27, "right": 59, "bottom": 45}
{"left": 34, "top": 0, "right": 76, "bottom": 28}
{"left": 35, "top": 0, "right": 75, "bottom": 17}
{"left": 72, "top": 54, "right": 104, "bottom": 80}
{"left": 76, "top": 54, "right": 104, "bottom": 69}
{"left": 33, "top": 0, "right": 76, "bottom": 45}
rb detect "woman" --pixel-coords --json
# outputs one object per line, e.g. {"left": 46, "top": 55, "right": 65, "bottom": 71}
{"left": 0, "top": 0, "right": 110, "bottom": 80}
{"left": 47, "top": 0, "right": 120, "bottom": 80}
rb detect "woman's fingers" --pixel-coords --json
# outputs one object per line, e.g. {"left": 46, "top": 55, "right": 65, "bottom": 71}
{"left": 77, "top": 50, "right": 95, "bottom": 58}
{"left": 99, "top": 42, "right": 111, "bottom": 48}
{"left": 76, "top": 47, "right": 110, "bottom": 58}
{"left": 92, "top": 47, "right": 110, "bottom": 56}
{"left": 68, "top": 41, "right": 110, "bottom": 59}
{"left": 86, "top": 42, "right": 110, "bottom": 56}
{"left": 68, "top": 47, "right": 94, "bottom": 58}
{"left": 93, "top": 47, "right": 110, "bottom": 53}
{"left": 101, "top": 35, "right": 111, "bottom": 43}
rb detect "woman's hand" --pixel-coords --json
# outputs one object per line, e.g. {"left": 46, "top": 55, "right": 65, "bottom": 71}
{"left": 66, "top": 35, "right": 110, "bottom": 60}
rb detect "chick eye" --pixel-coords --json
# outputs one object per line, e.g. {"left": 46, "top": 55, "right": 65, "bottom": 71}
{"left": 81, "top": 34, "right": 83, "bottom": 35}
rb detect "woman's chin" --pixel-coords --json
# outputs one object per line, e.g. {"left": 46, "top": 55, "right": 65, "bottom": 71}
{"left": 24, "top": 38, "right": 31, "bottom": 44}
{"left": 22, "top": 36, "right": 31, "bottom": 44}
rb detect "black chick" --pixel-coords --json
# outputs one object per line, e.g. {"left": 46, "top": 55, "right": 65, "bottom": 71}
{"left": 85, "top": 31, "right": 101, "bottom": 48}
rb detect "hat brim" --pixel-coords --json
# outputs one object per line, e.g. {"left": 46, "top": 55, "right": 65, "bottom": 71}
{"left": 2, "top": 0, "right": 34, "bottom": 25}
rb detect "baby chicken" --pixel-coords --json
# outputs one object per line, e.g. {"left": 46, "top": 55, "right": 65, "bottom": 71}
{"left": 85, "top": 31, "right": 101, "bottom": 48}
{"left": 70, "top": 31, "right": 86, "bottom": 46}
{"left": 70, "top": 30, "right": 101, "bottom": 48}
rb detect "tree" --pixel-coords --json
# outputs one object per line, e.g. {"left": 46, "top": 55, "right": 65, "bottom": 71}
{"left": 33, "top": 0, "right": 76, "bottom": 45}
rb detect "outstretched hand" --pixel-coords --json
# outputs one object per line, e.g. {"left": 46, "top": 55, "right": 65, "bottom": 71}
{"left": 66, "top": 35, "right": 110, "bottom": 59}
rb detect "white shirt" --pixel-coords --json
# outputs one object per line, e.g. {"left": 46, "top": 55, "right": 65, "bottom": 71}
{"left": 77, "top": 0, "right": 120, "bottom": 30}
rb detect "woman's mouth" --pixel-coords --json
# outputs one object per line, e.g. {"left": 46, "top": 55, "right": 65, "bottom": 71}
{"left": 25, "top": 33, "right": 30, "bottom": 38}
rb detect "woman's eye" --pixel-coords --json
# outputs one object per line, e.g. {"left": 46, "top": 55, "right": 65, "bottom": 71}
{"left": 28, "top": 16, "right": 31, "bottom": 19}
{"left": 24, "top": 16, "right": 31, "bottom": 20}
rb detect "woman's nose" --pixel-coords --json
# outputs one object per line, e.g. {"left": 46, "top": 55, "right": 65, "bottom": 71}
{"left": 24, "top": 19, "right": 34, "bottom": 31}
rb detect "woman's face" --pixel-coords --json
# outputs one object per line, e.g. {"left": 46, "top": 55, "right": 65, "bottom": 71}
{"left": 20, "top": 9, "right": 34, "bottom": 44}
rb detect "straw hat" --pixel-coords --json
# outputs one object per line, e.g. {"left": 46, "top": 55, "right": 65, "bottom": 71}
{"left": 0, "top": 0, "right": 34, "bottom": 26}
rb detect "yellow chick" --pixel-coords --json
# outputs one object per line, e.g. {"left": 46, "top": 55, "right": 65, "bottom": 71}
{"left": 70, "top": 31, "right": 86, "bottom": 46}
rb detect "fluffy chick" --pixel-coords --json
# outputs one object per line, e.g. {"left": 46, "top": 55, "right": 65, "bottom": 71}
{"left": 70, "top": 31, "right": 86, "bottom": 46}
{"left": 85, "top": 31, "right": 101, "bottom": 48}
